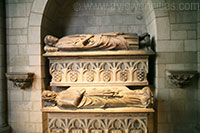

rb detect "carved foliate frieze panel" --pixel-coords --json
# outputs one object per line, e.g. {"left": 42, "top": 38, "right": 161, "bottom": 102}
{"left": 49, "top": 58, "right": 148, "bottom": 86}
{"left": 48, "top": 115, "right": 147, "bottom": 133}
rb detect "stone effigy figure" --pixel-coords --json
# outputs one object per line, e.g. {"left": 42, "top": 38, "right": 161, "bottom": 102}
{"left": 42, "top": 86, "right": 153, "bottom": 109}
{"left": 44, "top": 32, "right": 150, "bottom": 52}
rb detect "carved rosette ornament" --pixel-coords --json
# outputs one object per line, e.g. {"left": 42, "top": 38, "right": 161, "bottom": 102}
{"left": 52, "top": 72, "right": 62, "bottom": 82}
{"left": 69, "top": 71, "right": 79, "bottom": 82}
{"left": 136, "top": 70, "right": 145, "bottom": 81}
{"left": 120, "top": 71, "right": 128, "bottom": 82}
{"left": 42, "top": 32, "right": 154, "bottom": 133}
{"left": 85, "top": 71, "right": 95, "bottom": 82}
{"left": 102, "top": 71, "right": 111, "bottom": 82}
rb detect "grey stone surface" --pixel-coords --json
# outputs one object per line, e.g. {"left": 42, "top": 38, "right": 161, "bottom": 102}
{"left": 83, "top": 26, "right": 100, "bottom": 34}
{"left": 175, "top": 52, "right": 197, "bottom": 63}
{"left": 31, "top": 0, "right": 46, "bottom": 14}
{"left": 145, "top": 11, "right": 155, "bottom": 26}
{"left": 113, "top": 25, "right": 128, "bottom": 32}
{"left": 176, "top": 11, "right": 197, "bottom": 23}
{"left": 156, "top": 77, "right": 166, "bottom": 89}
{"left": 99, "top": 26, "right": 113, "bottom": 33}
{"left": 29, "top": 13, "right": 42, "bottom": 26}
{"left": 157, "top": 124, "right": 173, "bottom": 133}
{"left": 65, "top": 26, "right": 84, "bottom": 35}
{"left": 147, "top": 19, "right": 157, "bottom": 38}
{"left": 7, "top": 35, "right": 27, "bottom": 44}
{"left": 169, "top": 12, "right": 176, "bottom": 23}
{"left": 29, "top": 55, "right": 41, "bottom": 66}
{"left": 184, "top": 40, "right": 197, "bottom": 51}
{"left": 8, "top": 90, "right": 23, "bottom": 101}
{"left": 49, "top": 0, "right": 147, "bottom": 36}
{"left": 6, "top": 3, "right": 27, "bottom": 17}
{"left": 157, "top": 53, "right": 176, "bottom": 64}
{"left": 198, "top": 23, "right": 200, "bottom": 39}
{"left": 18, "top": 44, "right": 27, "bottom": 55}
{"left": 157, "top": 111, "right": 170, "bottom": 123}
{"left": 5, "top": 18, "right": 12, "bottom": 29}
{"left": 23, "top": 90, "right": 41, "bottom": 101}
{"left": 7, "top": 45, "right": 18, "bottom": 55}
{"left": 154, "top": 7, "right": 168, "bottom": 17}
{"left": 157, "top": 40, "right": 184, "bottom": 52}
{"left": 8, "top": 56, "right": 29, "bottom": 66}
{"left": 26, "top": 44, "right": 41, "bottom": 55}
{"left": 171, "top": 31, "right": 187, "bottom": 40}
{"left": 156, "top": 64, "right": 166, "bottom": 78}
{"left": 28, "top": 26, "right": 40, "bottom": 43}
{"left": 6, "top": 28, "right": 27, "bottom": 36}
{"left": 128, "top": 25, "right": 147, "bottom": 34}
{"left": 157, "top": 89, "right": 169, "bottom": 101}
{"left": 12, "top": 17, "right": 28, "bottom": 28}
{"left": 156, "top": 17, "right": 170, "bottom": 40}
{"left": 171, "top": 24, "right": 197, "bottom": 31}
{"left": 188, "top": 31, "right": 197, "bottom": 39}
{"left": 6, "top": 0, "right": 34, "bottom": 4}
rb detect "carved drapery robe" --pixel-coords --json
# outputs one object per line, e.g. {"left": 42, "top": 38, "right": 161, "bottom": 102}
{"left": 44, "top": 32, "right": 150, "bottom": 52}
{"left": 42, "top": 87, "right": 153, "bottom": 109}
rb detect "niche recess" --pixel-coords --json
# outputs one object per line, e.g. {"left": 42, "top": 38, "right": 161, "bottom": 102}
{"left": 41, "top": 0, "right": 155, "bottom": 83}
{"left": 41, "top": 0, "right": 157, "bottom": 132}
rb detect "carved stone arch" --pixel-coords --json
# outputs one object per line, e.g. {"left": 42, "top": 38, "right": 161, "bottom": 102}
{"left": 132, "top": 118, "right": 147, "bottom": 132}
{"left": 133, "top": 60, "right": 148, "bottom": 72}
{"left": 49, "top": 118, "right": 66, "bottom": 131}
{"left": 29, "top": 0, "right": 170, "bottom": 85}
{"left": 90, "top": 119, "right": 105, "bottom": 130}
{"left": 28, "top": 0, "right": 169, "bottom": 132}
{"left": 28, "top": 0, "right": 170, "bottom": 55}
{"left": 70, "top": 119, "right": 85, "bottom": 130}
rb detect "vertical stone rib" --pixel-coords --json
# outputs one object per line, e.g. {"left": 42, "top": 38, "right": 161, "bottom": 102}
{"left": 105, "top": 129, "right": 109, "bottom": 133}
{"left": 125, "top": 129, "right": 129, "bottom": 133}
{"left": 85, "top": 129, "right": 89, "bottom": 133}
{"left": 0, "top": 0, "right": 10, "bottom": 132}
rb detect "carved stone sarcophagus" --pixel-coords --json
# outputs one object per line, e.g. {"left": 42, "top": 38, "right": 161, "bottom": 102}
{"left": 42, "top": 32, "right": 154, "bottom": 133}
{"left": 47, "top": 51, "right": 150, "bottom": 86}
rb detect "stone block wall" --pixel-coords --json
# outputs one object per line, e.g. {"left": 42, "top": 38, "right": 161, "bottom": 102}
{"left": 154, "top": 1, "right": 199, "bottom": 133}
{"left": 6, "top": 0, "right": 43, "bottom": 132}
{"left": 42, "top": 0, "right": 147, "bottom": 38}
{"left": 4, "top": 0, "right": 200, "bottom": 133}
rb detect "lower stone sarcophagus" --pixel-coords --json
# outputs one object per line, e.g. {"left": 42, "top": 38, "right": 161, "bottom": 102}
{"left": 47, "top": 111, "right": 153, "bottom": 133}
{"left": 42, "top": 33, "right": 154, "bottom": 133}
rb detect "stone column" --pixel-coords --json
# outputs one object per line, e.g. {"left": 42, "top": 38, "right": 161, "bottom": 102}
{"left": 0, "top": 0, "right": 10, "bottom": 132}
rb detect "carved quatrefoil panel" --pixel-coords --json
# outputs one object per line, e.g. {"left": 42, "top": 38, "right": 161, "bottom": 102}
{"left": 49, "top": 59, "right": 148, "bottom": 86}
{"left": 49, "top": 117, "right": 147, "bottom": 133}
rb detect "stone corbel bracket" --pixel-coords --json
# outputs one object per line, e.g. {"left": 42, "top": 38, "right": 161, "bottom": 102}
{"left": 6, "top": 72, "right": 34, "bottom": 89}
{"left": 167, "top": 70, "right": 197, "bottom": 88}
